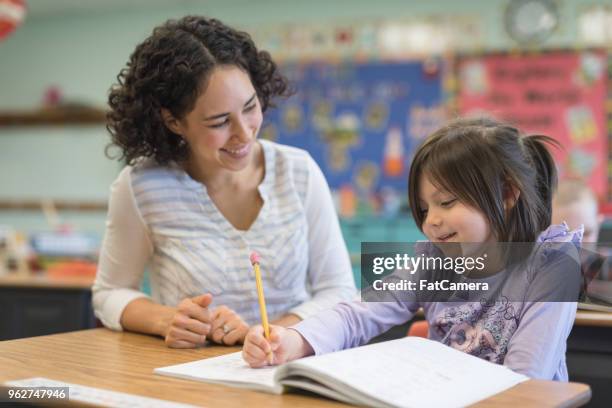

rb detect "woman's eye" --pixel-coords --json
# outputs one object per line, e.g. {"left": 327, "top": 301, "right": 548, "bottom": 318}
{"left": 440, "top": 199, "right": 456, "bottom": 207}
{"left": 244, "top": 103, "right": 257, "bottom": 112}
{"left": 209, "top": 119, "right": 229, "bottom": 128}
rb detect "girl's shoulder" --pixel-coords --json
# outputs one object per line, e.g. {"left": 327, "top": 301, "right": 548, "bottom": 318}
{"left": 536, "top": 222, "right": 584, "bottom": 244}
{"left": 531, "top": 223, "right": 583, "bottom": 277}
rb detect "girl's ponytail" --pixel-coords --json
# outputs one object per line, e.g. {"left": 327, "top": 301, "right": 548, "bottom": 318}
{"left": 522, "top": 135, "right": 560, "bottom": 230}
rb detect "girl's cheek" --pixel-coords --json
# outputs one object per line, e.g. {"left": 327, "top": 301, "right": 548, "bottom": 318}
{"left": 422, "top": 228, "right": 434, "bottom": 241}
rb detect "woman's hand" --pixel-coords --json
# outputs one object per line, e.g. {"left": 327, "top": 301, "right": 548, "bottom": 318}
{"left": 163, "top": 293, "right": 213, "bottom": 348}
{"left": 209, "top": 306, "right": 250, "bottom": 345}
{"left": 242, "top": 325, "right": 313, "bottom": 368}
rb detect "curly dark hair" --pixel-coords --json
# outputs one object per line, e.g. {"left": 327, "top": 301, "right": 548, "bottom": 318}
{"left": 106, "top": 15, "right": 291, "bottom": 165}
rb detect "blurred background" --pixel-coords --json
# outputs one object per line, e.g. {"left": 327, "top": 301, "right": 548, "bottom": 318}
{"left": 0, "top": 0, "right": 611, "bottom": 403}
{"left": 1, "top": 0, "right": 611, "bottom": 276}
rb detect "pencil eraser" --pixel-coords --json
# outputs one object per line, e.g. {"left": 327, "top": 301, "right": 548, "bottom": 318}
{"left": 250, "top": 251, "right": 260, "bottom": 265}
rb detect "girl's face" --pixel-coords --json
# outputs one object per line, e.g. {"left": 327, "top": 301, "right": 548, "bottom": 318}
{"left": 172, "top": 65, "right": 263, "bottom": 172}
{"left": 418, "top": 173, "right": 494, "bottom": 245}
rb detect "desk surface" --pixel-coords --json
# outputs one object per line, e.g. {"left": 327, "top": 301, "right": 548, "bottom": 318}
{"left": 0, "top": 273, "right": 94, "bottom": 289}
{"left": 574, "top": 310, "right": 612, "bottom": 327}
{"left": 0, "top": 328, "right": 591, "bottom": 407}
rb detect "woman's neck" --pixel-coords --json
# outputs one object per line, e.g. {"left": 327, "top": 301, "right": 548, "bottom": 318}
{"left": 184, "top": 143, "right": 264, "bottom": 194}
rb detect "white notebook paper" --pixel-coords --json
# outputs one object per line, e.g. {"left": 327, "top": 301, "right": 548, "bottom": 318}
{"left": 155, "top": 337, "right": 528, "bottom": 407}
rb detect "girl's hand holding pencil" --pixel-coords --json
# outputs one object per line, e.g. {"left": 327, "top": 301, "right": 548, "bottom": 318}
{"left": 242, "top": 325, "right": 313, "bottom": 368}
{"left": 243, "top": 251, "right": 314, "bottom": 367}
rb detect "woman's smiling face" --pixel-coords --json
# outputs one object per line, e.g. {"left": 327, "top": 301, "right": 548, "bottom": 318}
{"left": 171, "top": 64, "right": 263, "bottom": 173}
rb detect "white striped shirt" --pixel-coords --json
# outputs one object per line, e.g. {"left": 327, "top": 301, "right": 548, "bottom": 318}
{"left": 92, "top": 140, "right": 356, "bottom": 330}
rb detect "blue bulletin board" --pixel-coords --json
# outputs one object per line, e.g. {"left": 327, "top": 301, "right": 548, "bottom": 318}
{"left": 261, "top": 60, "right": 446, "bottom": 216}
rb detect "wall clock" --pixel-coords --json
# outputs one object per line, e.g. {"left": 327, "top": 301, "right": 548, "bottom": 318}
{"left": 505, "top": 0, "right": 559, "bottom": 45}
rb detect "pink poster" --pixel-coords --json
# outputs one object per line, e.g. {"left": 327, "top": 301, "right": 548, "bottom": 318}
{"left": 457, "top": 50, "right": 608, "bottom": 199}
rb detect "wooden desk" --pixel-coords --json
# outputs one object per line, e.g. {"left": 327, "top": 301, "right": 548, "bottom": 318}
{"left": 0, "top": 273, "right": 94, "bottom": 290}
{"left": 0, "top": 273, "right": 96, "bottom": 340}
{"left": 568, "top": 310, "right": 612, "bottom": 407}
{"left": 0, "top": 329, "right": 591, "bottom": 407}
{"left": 574, "top": 310, "right": 612, "bottom": 327}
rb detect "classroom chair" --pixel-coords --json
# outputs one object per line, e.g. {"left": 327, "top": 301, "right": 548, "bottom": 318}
{"left": 407, "top": 320, "right": 429, "bottom": 338}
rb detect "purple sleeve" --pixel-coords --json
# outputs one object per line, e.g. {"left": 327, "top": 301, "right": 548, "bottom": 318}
{"left": 504, "top": 240, "right": 581, "bottom": 380}
{"left": 292, "top": 300, "right": 419, "bottom": 355}
{"left": 503, "top": 302, "right": 576, "bottom": 380}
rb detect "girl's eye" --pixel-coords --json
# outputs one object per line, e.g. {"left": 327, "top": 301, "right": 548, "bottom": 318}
{"left": 420, "top": 208, "right": 429, "bottom": 216}
{"left": 440, "top": 199, "right": 457, "bottom": 207}
{"left": 244, "top": 103, "right": 257, "bottom": 112}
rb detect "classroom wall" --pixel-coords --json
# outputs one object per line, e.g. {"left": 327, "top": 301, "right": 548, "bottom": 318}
{"left": 0, "top": 0, "right": 610, "bottom": 235}
{"left": 2, "top": 0, "right": 608, "bottom": 109}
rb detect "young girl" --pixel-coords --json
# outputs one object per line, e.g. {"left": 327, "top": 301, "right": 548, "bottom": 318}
{"left": 242, "top": 118, "right": 582, "bottom": 381}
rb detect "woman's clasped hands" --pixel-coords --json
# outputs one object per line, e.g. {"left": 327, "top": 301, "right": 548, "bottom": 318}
{"left": 163, "top": 293, "right": 249, "bottom": 348}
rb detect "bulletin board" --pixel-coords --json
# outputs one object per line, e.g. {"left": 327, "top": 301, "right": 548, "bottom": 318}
{"left": 261, "top": 60, "right": 446, "bottom": 215}
{"left": 455, "top": 50, "right": 609, "bottom": 201}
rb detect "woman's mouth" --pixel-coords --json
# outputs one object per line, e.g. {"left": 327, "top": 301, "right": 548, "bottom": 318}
{"left": 221, "top": 143, "right": 251, "bottom": 159}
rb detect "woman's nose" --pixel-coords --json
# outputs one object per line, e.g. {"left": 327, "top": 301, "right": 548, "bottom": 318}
{"left": 232, "top": 117, "right": 253, "bottom": 142}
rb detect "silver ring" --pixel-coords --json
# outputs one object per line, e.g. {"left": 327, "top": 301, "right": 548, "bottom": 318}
{"left": 222, "top": 324, "right": 231, "bottom": 334}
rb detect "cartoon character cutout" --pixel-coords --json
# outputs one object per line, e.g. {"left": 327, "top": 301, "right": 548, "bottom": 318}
{"left": 383, "top": 127, "right": 404, "bottom": 177}
{"left": 460, "top": 60, "right": 488, "bottom": 96}
{"left": 320, "top": 112, "right": 361, "bottom": 172}
{"left": 575, "top": 52, "right": 604, "bottom": 86}
{"left": 365, "top": 101, "right": 389, "bottom": 131}
{"left": 282, "top": 104, "right": 305, "bottom": 133}
{"left": 566, "top": 105, "right": 597, "bottom": 144}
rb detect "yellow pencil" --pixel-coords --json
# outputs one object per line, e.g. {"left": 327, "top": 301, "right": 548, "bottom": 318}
{"left": 250, "top": 251, "right": 273, "bottom": 364}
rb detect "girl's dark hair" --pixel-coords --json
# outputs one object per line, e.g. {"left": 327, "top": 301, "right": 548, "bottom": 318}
{"left": 106, "top": 15, "right": 291, "bottom": 165}
{"left": 408, "top": 117, "right": 560, "bottom": 243}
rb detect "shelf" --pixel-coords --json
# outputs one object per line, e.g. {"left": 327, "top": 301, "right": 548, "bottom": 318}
{"left": 0, "top": 200, "right": 107, "bottom": 212}
{"left": 0, "top": 106, "right": 106, "bottom": 127}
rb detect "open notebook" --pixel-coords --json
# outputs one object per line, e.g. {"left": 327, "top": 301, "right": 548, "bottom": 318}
{"left": 154, "top": 337, "right": 528, "bottom": 407}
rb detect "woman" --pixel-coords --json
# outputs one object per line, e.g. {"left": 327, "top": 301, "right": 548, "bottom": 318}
{"left": 93, "top": 15, "right": 355, "bottom": 348}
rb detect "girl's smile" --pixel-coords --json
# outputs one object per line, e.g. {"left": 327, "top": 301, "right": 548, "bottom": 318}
{"left": 418, "top": 173, "right": 494, "bottom": 245}
{"left": 436, "top": 232, "right": 457, "bottom": 242}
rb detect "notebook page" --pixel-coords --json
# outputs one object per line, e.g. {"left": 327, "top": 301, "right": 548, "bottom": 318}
{"left": 282, "top": 337, "right": 528, "bottom": 408}
{"left": 154, "top": 352, "right": 282, "bottom": 394}
{"left": 281, "top": 377, "right": 358, "bottom": 406}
